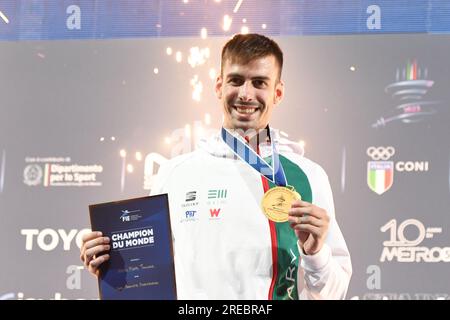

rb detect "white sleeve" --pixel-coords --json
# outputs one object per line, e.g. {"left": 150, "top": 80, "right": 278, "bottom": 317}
{"left": 297, "top": 165, "right": 352, "bottom": 300}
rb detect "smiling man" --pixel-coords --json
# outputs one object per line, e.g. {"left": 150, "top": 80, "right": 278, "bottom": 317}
{"left": 80, "top": 33, "right": 352, "bottom": 300}
{"left": 217, "top": 39, "right": 283, "bottom": 132}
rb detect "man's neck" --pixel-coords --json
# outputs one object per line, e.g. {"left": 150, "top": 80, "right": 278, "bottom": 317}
{"left": 224, "top": 126, "right": 271, "bottom": 152}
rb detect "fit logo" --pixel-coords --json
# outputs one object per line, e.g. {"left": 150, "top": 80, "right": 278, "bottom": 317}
{"left": 120, "top": 210, "right": 141, "bottom": 223}
{"left": 185, "top": 210, "right": 196, "bottom": 218}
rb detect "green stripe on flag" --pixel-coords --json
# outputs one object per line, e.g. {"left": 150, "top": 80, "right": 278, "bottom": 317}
{"left": 267, "top": 155, "right": 312, "bottom": 300}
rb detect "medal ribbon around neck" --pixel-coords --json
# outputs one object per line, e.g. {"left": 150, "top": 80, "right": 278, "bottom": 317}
{"left": 221, "top": 127, "right": 301, "bottom": 222}
{"left": 221, "top": 127, "right": 287, "bottom": 186}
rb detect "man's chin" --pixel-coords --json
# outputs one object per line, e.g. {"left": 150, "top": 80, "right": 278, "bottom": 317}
{"left": 229, "top": 121, "right": 259, "bottom": 133}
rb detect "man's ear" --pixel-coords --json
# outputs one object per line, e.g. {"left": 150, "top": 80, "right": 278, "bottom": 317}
{"left": 274, "top": 80, "right": 284, "bottom": 105}
{"left": 215, "top": 75, "right": 223, "bottom": 99}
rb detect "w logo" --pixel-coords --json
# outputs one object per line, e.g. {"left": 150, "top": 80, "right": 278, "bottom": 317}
{"left": 209, "top": 208, "right": 221, "bottom": 217}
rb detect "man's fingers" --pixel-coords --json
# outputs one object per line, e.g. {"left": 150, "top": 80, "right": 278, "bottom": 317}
{"left": 89, "top": 254, "right": 110, "bottom": 270}
{"left": 288, "top": 215, "right": 323, "bottom": 228}
{"left": 82, "top": 231, "right": 103, "bottom": 243}
{"left": 289, "top": 205, "right": 329, "bottom": 220}
{"left": 290, "top": 200, "right": 310, "bottom": 208}
{"left": 288, "top": 206, "right": 312, "bottom": 217}
{"left": 293, "top": 223, "right": 321, "bottom": 236}
{"left": 85, "top": 244, "right": 111, "bottom": 261}
{"left": 80, "top": 232, "right": 106, "bottom": 263}
{"left": 84, "top": 236, "right": 110, "bottom": 252}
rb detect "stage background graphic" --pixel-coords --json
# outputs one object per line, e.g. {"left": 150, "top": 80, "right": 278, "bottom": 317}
{"left": 0, "top": 0, "right": 449, "bottom": 300}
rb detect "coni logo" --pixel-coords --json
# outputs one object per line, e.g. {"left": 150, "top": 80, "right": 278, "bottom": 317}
{"left": 367, "top": 146, "right": 429, "bottom": 195}
{"left": 367, "top": 147, "right": 395, "bottom": 195}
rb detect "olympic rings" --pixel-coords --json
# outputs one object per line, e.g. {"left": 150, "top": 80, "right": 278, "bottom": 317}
{"left": 367, "top": 146, "right": 395, "bottom": 160}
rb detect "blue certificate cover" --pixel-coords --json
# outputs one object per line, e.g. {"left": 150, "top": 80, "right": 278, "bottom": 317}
{"left": 89, "top": 194, "right": 177, "bottom": 300}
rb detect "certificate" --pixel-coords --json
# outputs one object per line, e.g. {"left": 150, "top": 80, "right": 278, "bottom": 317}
{"left": 89, "top": 194, "right": 177, "bottom": 300}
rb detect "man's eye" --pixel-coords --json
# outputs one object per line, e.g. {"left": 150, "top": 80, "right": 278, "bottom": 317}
{"left": 253, "top": 80, "right": 266, "bottom": 87}
{"left": 229, "top": 78, "right": 243, "bottom": 85}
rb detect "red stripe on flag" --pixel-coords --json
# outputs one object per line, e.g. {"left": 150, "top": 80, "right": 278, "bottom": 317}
{"left": 261, "top": 177, "right": 278, "bottom": 300}
{"left": 385, "top": 168, "right": 392, "bottom": 190}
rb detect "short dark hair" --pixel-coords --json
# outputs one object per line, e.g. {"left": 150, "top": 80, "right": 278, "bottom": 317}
{"left": 221, "top": 33, "right": 283, "bottom": 80}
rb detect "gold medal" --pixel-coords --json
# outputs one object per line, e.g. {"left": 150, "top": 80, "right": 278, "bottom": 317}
{"left": 261, "top": 186, "right": 301, "bottom": 222}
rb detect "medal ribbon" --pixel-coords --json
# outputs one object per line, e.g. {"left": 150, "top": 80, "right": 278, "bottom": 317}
{"left": 221, "top": 127, "right": 287, "bottom": 187}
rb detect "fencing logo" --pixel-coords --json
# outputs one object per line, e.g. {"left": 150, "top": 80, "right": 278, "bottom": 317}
{"left": 120, "top": 209, "right": 142, "bottom": 222}
{"left": 23, "top": 164, "right": 43, "bottom": 186}
{"left": 367, "top": 147, "right": 395, "bottom": 195}
{"left": 372, "top": 60, "right": 439, "bottom": 128}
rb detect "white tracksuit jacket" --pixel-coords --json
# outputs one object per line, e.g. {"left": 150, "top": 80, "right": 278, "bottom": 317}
{"left": 150, "top": 129, "right": 352, "bottom": 300}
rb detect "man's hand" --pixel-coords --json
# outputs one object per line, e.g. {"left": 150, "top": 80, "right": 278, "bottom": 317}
{"left": 80, "top": 231, "right": 111, "bottom": 276}
{"left": 288, "top": 200, "right": 330, "bottom": 255}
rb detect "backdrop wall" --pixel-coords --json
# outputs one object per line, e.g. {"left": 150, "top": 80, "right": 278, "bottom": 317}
{"left": 1, "top": 0, "right": 449, "bottom": 300}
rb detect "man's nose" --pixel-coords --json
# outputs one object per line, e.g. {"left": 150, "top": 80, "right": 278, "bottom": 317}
{"left": 238, "top": 81, "right": 254, "bottom": 101}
